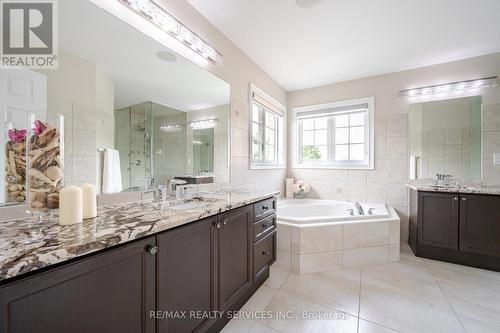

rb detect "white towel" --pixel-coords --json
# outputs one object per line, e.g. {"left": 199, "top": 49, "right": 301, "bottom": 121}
{"left": 409, "top": 155, "right": 417, "bottom": 180}
{"left": 102, "top": 149, "right": 123, "bottom": 194}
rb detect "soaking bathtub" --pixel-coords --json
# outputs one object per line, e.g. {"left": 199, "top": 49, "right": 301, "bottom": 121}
{"left": 276, "top": 199, "right": 400, "bottom": 274}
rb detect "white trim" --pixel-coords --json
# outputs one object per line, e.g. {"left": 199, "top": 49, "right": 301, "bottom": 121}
{"left": 292, "top": 97, "right": 375, "bottom": 170}
{"left": 248, "top": 83, "right": 286, "bottom": 169}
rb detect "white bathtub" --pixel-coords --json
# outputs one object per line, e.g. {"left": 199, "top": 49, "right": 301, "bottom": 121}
{"left": 278, "top": 199, "right": 389, "bottom": 225}
{"left": 275, "top": 199, "right": 400, "bottom": 274}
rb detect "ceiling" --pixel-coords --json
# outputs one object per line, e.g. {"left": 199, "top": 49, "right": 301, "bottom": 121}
{"left": 59, "top": 0, "right": 229, "bottom": 111}
{"left": 187, "top": 0, "right": 500, "bottom": 92}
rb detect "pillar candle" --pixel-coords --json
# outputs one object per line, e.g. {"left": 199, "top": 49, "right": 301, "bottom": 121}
{"left": 285, "top": 178, "right": 294, "bottom": 198}
{"left": 81, "top": 183, "right": 97, "bottom": 219}
{"left": 59, "top": 186, "right": 83, "bottom": 225}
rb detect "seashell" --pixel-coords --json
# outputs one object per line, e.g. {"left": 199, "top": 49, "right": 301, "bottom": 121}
{"left": 37, "top": 128, "right": 57, "bottom": 147}
{"left": 31, "top": 200, "right": 45, "bottom": 209}
{"left": 47, "top": 193, "right": 59, "bottom": 209}
{"left": 44, "top": 166, "right": 62, "bottom": 181}
{"left": 29, "top": 168, "right": 56, "bottom": 187}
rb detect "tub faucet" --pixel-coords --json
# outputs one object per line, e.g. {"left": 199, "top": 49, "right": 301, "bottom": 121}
{"left": 348, "top": 200, "right": 365, "bottom": 215}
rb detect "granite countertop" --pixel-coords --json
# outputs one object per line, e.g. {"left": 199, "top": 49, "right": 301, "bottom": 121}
{"left": 0, "top": 189, "right": 279, "bottom": 283}
{"left": 408, "top": 184, "right": 500, "bottom": 195}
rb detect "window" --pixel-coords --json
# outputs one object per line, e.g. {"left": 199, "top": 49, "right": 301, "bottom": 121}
{"left": 294, "top": 97, "right": 374, "bottom": 169}
{"left": 250, "top": 84, "right": 285, "bottom": 168}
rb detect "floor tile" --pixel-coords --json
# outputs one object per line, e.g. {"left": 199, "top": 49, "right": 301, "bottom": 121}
{"left": 361, "top": 262, "right": 453, "bottom": 313}
{"left": 459, "top": 316, "right": 500, "bottom": 333}
{"left": 426, "top": 261, "right": 500, "bottom": 327}
{"left": 359, "top": 289, "right": 466, "bottom": 333}
{"left": 241, "top": 285, "right": 278, "bottom": 312}
{"left": 358, "top": 319, "right": 401, "bottom": 333}
{"left": 261, "top": 290, "right": 358, "bottom": 333}
{"left": 279, "top": 268, "right": 361, "bottom": 316}
{"left": 264, "top": 267, "right": 290, "bottom": 289}
{"left": 220, "top": 318, "right": 256, "bottom": 333}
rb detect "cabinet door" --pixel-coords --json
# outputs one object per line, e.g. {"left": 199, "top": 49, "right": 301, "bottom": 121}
{"left": 215, "top": 206, "right": 252, "bottom": 312}
{"left": 460, "top": 194, "right": 500, "bottom": 257}
{"left": 157, "top": 216, "right": 216, "bottom": 333}
{"left": 418, "top": 192, "right": 459, "bottom": 250}
{"left": 0, "top": 237, "right": 157, "bottom": 333}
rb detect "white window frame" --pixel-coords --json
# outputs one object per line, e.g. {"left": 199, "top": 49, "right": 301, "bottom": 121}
{"left": 249, "top": 84, "right": 286, "bottom": 169}
{"left": 292, "top": 97, "right": 375, "bottom": 170}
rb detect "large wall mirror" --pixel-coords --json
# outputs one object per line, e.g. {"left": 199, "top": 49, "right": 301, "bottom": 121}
{"left": 409, "top": 96, "right": 481, "bottom": 182}
{"left": 0, "top": 0, "right": 230, "bottom": 207}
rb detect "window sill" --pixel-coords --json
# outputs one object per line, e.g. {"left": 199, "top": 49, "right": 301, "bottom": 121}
{"left": 292, "top": 164, "right": 374, "bottom": 170}
{"left": 249, "top": 164, "right": 286, "bottom": 170}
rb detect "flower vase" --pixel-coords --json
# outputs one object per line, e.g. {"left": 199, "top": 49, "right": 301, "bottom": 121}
{"left": 294, "top": 191, "right": 306, "bottom": 199}
{"left": 26, "top": 113, "right": 64, "bottom": 222}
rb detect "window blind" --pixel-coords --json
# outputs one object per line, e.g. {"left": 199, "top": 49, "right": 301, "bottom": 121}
{"left": 296, "top": 103, "right": 368, "bottom": 119}
{"left": 250, "top": 85, "right": 285, "bottom": 116}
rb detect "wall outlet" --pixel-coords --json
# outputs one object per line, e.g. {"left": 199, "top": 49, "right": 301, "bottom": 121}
{"left": 494, "top": 154, "right": 500, "bottom": 165}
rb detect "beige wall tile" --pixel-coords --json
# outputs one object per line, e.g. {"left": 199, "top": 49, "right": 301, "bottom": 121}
{"left": 297, "top": 225, "right": 342, "bottom": 254}
{"left": 295, "top": 251, "right": 343, "bottom": 274}
{"left": 343, "top": 245, "right": 389, "bottom": 268}
{"left": 482, "top": 103, "right": 500, "bottom": 131}
{"left": 343, "top": 222, "right": 389, "bottom": 249}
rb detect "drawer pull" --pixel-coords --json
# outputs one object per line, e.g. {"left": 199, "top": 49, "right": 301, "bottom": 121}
{"left": 215, "top": 221, "right": 222, "bottom": 229}
{"left": 453, "top": 197, "right": 458, "bottom": 201}
{"left": 262, "top": 250, "right": 269, "bottom": 256}
{"left": 262, "top": 223, "right": 269, "bottom": 228}
{"left": 146, "top": 245, "right": 158, "bottom": 255}
{"left": 462, "top": 197, "right": 467, "bottom": 201}
{"left": 262, "top": 206, "right": 269, "bottom": 211}
{"left": 223, "top": 219, "right": 228, "bottom": 225}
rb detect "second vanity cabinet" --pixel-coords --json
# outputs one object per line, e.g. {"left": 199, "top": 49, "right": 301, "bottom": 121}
{"left": 410, "top": 189, "right": 500, "bottom": 271}
{"left": 0, "top": 197, "right": 277, "bottom": 333}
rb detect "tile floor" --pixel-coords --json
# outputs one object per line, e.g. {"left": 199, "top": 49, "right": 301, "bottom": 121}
{"left": 221, "top": 244, "right": 500, "bottom": 333}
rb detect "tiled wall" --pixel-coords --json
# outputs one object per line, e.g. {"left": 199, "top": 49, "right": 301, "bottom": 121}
{"left": 289, "top": 113, "right": 411, "bottom": 242}
{"left": 482, "top": 103, "right": 500, "bottom": 186}
{"left": 287, "top": 52, "right": 500, "bottom": 244}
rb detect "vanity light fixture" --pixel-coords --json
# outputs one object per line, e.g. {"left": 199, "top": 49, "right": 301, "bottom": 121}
{"left": 160, "top": 124, "right": 182, "bottom": 133}
{"left": 117, "top": 0, "right": 223, "bottom": 65}
{"left": 398, "top": 77, "right": 498, "bottom": 99}
{"left": 188, "top": 119, "right": 219, "bottom": 130}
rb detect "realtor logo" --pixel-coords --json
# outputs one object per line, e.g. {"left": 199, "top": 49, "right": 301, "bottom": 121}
{"left": 1, "top": 0, "right": 58, "bottom": 68}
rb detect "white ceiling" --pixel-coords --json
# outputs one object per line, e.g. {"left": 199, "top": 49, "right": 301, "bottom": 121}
{"left": 59, "top": 0, "right": 229, "bottom": 111}
{"left": 187, "top": 0, "right": 500, "bottom": 92}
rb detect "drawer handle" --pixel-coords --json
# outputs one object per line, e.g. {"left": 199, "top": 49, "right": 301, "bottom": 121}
{"left": 461, "top": 197, "right": 467, "bottom": 201}
{"left": 262, "top": 206, "right": 269, "bottom": 211}
{"left": 453, "top": 197, "right": 458, "bottom": 201}
{"left": 215, "top": 221, "right": 222, "bottom": 229}
{"left": 262, "top": 222, "right": 269, "bottom": 228}
{"left": 262, "top": 250, "right": 270, "bottom": 256}
{"left": 223, "top": 219, "right": 228, "bottom": 225}
{"left": 146, "top": 245, "right": 158, "bottom": 255}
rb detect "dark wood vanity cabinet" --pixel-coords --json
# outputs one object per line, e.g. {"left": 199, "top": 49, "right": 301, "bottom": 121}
{"left": 157, "top": 216, "right": 217, "bottom": 333}
{"left": 0, "top": 237, "right": 157, "bottom": 333}
{"left": 215, "top": 206, "right": 253, "bottom": 313}
{"left": 410, "top": 189, "right": 500, "bottom": 271}
{"left": 0, "top": 197, "right": 277, "bottom": 333}
{"left": 417, "top": 192, "right": 459, "bottom": 250}
{"left": 459, "top": 194, "right": 500, "bottom": 257}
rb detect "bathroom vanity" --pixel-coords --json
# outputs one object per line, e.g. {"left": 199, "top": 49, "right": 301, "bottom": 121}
{"left": 409, "top": 186, "right": 500, "bottom": 271}
{"left": 0, "top": 191, "right": 277, "bottom": 333}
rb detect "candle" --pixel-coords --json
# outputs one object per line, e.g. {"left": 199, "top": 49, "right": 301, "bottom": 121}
{"left": 81, "top": 183, "right": 97, "bottom": 219}
{"left": 59, "top": 186, "right": 83, "bottom": 225}
{"left": 286, "top": 178, "right": 294, "bottom": 198}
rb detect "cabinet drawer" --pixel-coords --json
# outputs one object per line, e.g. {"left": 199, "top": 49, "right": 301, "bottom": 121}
{"left": 253, "top": 215, "right": 276, "bottom": 243}
{"left": 254, "top": 197, "right": 276, "bottom": 222}
{"left": 253, "top": 231, "right": 276, "bottom": 280}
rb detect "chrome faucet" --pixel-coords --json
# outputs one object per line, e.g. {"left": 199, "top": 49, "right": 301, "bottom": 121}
{"left": 142, "top": 186, "right": 165, "bottom": 205}
{"left": 348, "top": 200, "right": 365, "bottom": 215}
